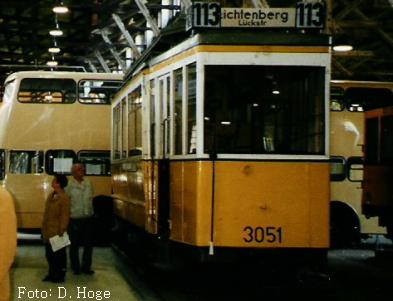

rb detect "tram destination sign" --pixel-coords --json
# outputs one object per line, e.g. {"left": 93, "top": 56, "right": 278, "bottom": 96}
{"left": 186, "top": 1, "right": 325, "bottom": 30}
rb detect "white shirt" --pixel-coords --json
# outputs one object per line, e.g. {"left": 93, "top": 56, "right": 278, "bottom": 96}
{"left": 65, "top": 178, "right": 94, "bottom": 219}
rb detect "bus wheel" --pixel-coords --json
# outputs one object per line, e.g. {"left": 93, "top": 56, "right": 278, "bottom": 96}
{"left": 330, "top": 201, "right": 361, "bottom": 248}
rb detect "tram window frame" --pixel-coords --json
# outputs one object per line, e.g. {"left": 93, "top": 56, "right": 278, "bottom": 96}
{"left": 187, "top": 63, "right": 197, "bottom": 154}
{"left": 173, "top": 68, "right": 184, "bottom": 155}
{"left": 78, "top": 80, "right": 122, "bottom": 105}
{"left": 17, "top": 78, "right": 76, "bottom": 104}
{"left": 113, "top": 104, "right": 122, "bottom": 160}
{"left": 330, "top": 156, "right": 346, "bottom": 182}
{"left": 0, "top": 149, "right": 5, "bottom": 179}
{"left": 77, "top": 150, "right": 111, "bottom": 176}
{"left": 128, "top": 87, "right": 143, "bottom": 157}
{"left": 203, "top": 65, "right": 325, "bottom": 155}
{"left": 45, "top": 149, "right": 76, "bottom": 175}
{"left": 9, "top": 150, "right": 44, "bottom": 174}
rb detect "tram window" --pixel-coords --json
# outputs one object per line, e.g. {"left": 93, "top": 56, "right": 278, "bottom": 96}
{"left": 330, "top": 156, "right": 346, "bottom": 181}
{"left": 150, "top": 79, "right": 156, "bottom": 157}
{"left": 113, "top": 104, "right": 121, "bottom": 160}
{"left": 345, "top": 88, "right": 393, "bottom": 111}
{"left": 78, "top": 80, "right": 122, "bottom": 104}
{"left": 187, "top": 63, "right": 197, "bottom": 154}
{"left": 204, "top": 65, "right": 325, "bottom": 155}
{"left": 78, "top": 151, "right": 111, "bottom": 176}
{"left": 381, "top": 115, "right": 393, "bottom": 163}
{"left": 330, "top": 87, "right": 345, "bottom": 111}
{"left": 128, "top": 87, "right": 142, "bottom": 156}
{"left": 45, "top": 150, "right": 75, "bottom": 175}
{"left": 18, "top": 78, "right": 76, "bottom": 103}
{"left": 174, "top": 68, "right": 183, "bottom": 155}
{"left": 0, "top": 149, "right": 5, "bottom": 179}
{"left": 9, "top": 151, "right": 43, "bottom": 174}
{"left": 122, "top": 98, "right": 127, "bottom": 158}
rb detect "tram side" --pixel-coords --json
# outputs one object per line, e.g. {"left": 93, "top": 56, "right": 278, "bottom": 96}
{"left": 363, "top": 106, "right": 393, "bottom": 238}
{"left": 0, "top": 71, "right": 123, "bottom": 230}
{"left": 111, "top": 30, "right": 331, "bottom": 265}
{"left": 329, "top": 81, "right": 393, "bottom": 246}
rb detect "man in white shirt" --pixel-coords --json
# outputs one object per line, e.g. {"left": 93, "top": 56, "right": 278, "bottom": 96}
{"left": 66, "top": 163, "right": 95, "bottom": 275}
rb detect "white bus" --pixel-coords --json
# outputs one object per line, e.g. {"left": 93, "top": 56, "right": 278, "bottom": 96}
{"left": 0, "top": 71, "right": 123, "bottom": 231}
{"left": 329, "top": 80, "right": 393, "bottom": 246}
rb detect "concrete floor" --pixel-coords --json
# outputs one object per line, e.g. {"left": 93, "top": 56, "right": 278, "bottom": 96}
{"left": 10, "top": 243, "right": 140, "bottom": 301}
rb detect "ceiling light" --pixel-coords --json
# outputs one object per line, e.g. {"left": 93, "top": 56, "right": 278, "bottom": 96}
{"left": 47, "top": 61, "right": 58, "bottom": 67}
{"left": 53, "top": 1, "right": 69, "bottom": 14}
{"left": 49, "top": 29, "right": 63, "bottom": 36}
{"left": 53, "top": 6, "right": 69, "bottom": 14}
{"left": 333, "top": 45, "right": 353, "bottom": 52}
{"left": 48, "top": 47, "right": 61, "bottom": 53}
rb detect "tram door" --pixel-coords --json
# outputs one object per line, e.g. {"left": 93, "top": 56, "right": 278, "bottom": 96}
{"left": 156, "top": 74, "right": 171, "bottom": 236}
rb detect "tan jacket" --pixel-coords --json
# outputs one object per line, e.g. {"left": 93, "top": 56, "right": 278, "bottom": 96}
{"left": 41, "top": 191, "right": 70, "bottom": 243}
{"left": 0, "top": 187, "right": 17, "bottom": 301}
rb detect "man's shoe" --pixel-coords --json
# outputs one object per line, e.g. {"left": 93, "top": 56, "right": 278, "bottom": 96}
{"left": 82, "top": 269, "right": 95, "bottom": 275}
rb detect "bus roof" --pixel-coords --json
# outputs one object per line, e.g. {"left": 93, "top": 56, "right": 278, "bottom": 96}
{"left": 4, "top": 71, "right": 123, "bottom": 84}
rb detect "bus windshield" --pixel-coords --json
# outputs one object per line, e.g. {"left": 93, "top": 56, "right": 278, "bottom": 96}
{"left": 204, "top": 65, "right": 325, "bottom": 155}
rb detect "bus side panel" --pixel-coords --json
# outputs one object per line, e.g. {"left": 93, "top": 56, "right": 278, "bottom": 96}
{"left": 5, "top": 174, "right": 51, "bottom": 228}
{"left": 213, "top": 162, "right": 329, "bottom": 248}
{"left": 169, "top": 161, "right": 213, "bottom": 246}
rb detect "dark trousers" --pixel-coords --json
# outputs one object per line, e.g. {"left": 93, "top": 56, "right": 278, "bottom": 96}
{"left": 68, "top": 217, "right": 94, "bottom": 273}
{"left": 45, "top": 244, "right": 67, "bottom": 280}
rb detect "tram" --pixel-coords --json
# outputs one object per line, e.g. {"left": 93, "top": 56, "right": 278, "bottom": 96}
{"left": 362, "top": 106, "right": 393, "bottom": 239}
{"left": 0, "top": 71, "right": 123, "bottom": 230}
{"left": 329, "top": 81, "right": 393, "bottom": 246}
{"left": 110, "top": 1, "right": 331, "bottom": 264}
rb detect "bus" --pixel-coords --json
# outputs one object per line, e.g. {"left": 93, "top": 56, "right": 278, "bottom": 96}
{"left": 363, "top": 106, "right": 393, "bottom": 239}
{"left": 329, "top": 81, "right": 393, "bottom": 246}
{"left": 0, "top": 71, "right": 123, "bottom": 231}
{"left": 110, "top": 2, "right": 331, "bottom": 266}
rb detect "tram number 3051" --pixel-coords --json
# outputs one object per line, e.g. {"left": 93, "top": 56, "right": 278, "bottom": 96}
{"left": 243, "top": 226, "right": 283, "bottom": 243}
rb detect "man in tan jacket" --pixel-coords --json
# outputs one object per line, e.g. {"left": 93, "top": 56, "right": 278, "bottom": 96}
{"left": 0, "top": 187, "right": 17, "bottom": 301}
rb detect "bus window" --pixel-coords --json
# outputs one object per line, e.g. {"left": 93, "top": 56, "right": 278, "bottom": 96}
{"left": 45, "top": 150, "right": 75, "bottom": 175}
{"left": 330, "top": 156, "right": 346, "bottom": 181}
{"left": 78, "top": 151, "right": 111, "bottom": 176}
{"left": 0, "top": 149, "right": 5, "bottom": 179}
{"left": 9, "top": 151, "right": 43, "bottom": 174}
{"left": 345, "top": 88, "right": 393, "bottom": 111}
{"left": 347, "top": 156, "right": 364, "bottom": 182}
{"left": 18, "top": 78, "right": 76, "bottom": 103}
{"left": 78, "top": 80, "right": 122, "bottom": 104}
{"left": 330, "top": 87, "right": 345, "bottom": 111}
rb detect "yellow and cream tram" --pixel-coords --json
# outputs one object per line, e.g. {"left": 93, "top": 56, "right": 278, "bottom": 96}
{"left": 0, "top": 71, "right": 123, "bottom": 230}
{"left": 111, "top": 2, "right": 331, "bottom": 264}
